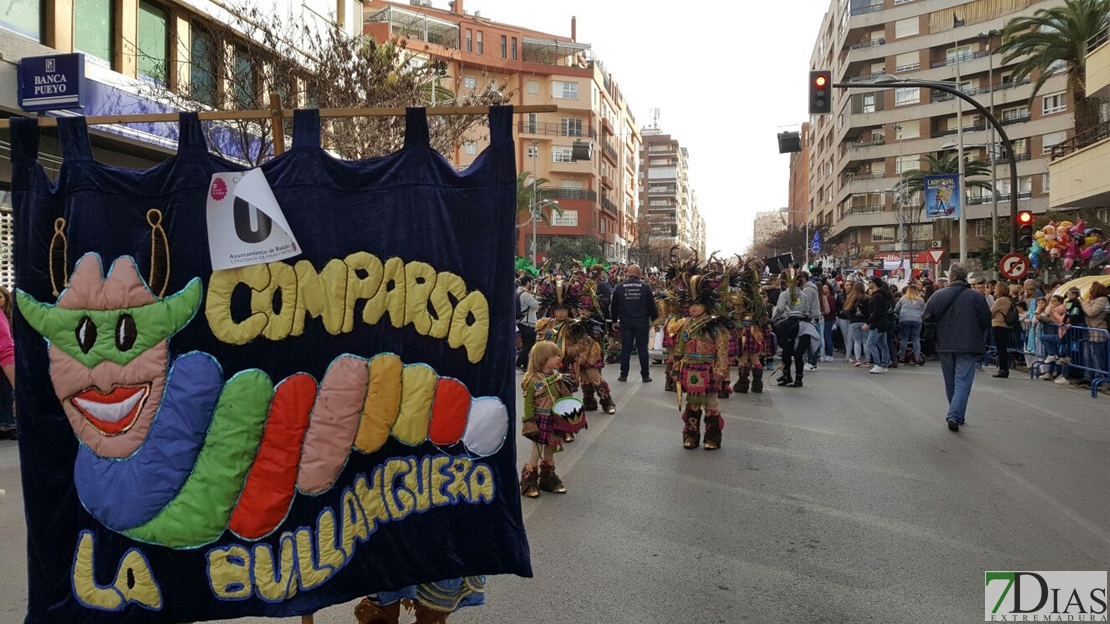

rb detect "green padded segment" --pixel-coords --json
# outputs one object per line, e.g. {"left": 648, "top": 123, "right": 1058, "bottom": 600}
{"left": 16, "top": 279, "right": 203, "bottom": 367}
{"left": 123, "top": 369, "right": 274, "bottom": 548}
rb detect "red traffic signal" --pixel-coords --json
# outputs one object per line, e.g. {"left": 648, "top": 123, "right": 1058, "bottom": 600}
{"left": 1017, "top": 210, "right": 1033, "bottom": 225}
{"left": 809, "top": 70, "right": 832, "bottom": 114}
{"left": 1017, "top": 210, "right": 1034, "bottom": 250}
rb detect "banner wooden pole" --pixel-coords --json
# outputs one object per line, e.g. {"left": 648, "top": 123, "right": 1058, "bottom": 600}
{"left": 0, "top": 104, "right": 557, "bottom": 128}
{"left": 268, "top": 91, "right": 286, "bottom": 156}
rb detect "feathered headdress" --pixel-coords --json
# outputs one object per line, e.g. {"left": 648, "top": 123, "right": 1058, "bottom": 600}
{"left": 515, "top": 257, "right": 539, "bottom": 278}
{"left": 665, "top": 246, "right": 725, "bottom": 314}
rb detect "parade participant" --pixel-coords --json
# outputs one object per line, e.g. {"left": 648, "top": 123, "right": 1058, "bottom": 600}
{"left": 731, "top": 258, "right": 769, "bottom": 394}
{"left": 612, "top": 264, "right": 659, "bottom": 383}
{"left": 535, "top": 276, "right": 615, "bottom": 416}
{"left": 662, "top": 297, "right": 684, "bottom": 393}
{"left": 356, "top": 577, "right": 486, "bottom": 624}
{"left": 520, "top": 340, "right": 584, "bottom": 497}
{"left": 667, "top": 254, "right": 731, "bottom": 450}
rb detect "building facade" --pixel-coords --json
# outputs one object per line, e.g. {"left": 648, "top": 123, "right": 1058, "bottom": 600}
{"left": 364, "top": 0, "right": 642, "bottom": 262}
{"left": 788, "top": 122, "right": 811, "bottom": 228}
{"left": 638, "top": 127, "right": 703, "bottom": 254}
{"left": 753, "top": 209, "right": 788, "bottom": 244}
{"left": 804, "top": 0, "right": 1074, "bottom": 270}
{"left": 1, "top": 0, "right": 362, "bottom": 287}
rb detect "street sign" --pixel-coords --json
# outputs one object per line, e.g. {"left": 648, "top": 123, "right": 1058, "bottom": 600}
{"left": 1000, "top": 253, "right": 1030, "bottom": 280}
{"left": 18, "top": 53, "right": 85, "bottom": 112}
{"left": 928, "top": 249, "right": 945, "bottom": 263}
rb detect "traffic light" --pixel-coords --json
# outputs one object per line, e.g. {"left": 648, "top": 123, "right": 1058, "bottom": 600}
{"left": 1017, "top": 210, "right": 1034, "bottom": 250}
{"left": 809, "top": 70, "right": 832, "bottom": 114}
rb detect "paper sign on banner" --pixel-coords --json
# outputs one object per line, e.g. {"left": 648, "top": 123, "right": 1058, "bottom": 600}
{"left": 206, "top": 168, "right": 301, "bottom": 269}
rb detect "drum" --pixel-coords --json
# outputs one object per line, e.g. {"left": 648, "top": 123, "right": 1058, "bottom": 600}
{"left": 551, "top": 397, "right": 588, "bottom": 433}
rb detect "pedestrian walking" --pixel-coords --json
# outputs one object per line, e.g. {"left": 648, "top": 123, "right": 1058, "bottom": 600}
{"left": 922, "top": 263, "right": 992, "bottom": 432}
{"left": 772, "top": 270, "right": 820, "bottom": 388}
{"left": 515, "top": 276, "right": 540, "bottom": 372}
{"left": 611, "top": 264, "right": 659, "bottom": 383}
{"left": 989, "top": 282, "right": 1014, "bottom": 378}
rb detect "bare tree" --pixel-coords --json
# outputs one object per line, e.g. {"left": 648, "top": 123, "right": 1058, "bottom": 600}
{"left": 135, "top": 4, "right": 509, "bottom": 165}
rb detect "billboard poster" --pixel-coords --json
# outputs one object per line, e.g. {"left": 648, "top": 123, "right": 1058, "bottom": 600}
{"left": 924, "top": 174, "right": 960, "bottom": 220}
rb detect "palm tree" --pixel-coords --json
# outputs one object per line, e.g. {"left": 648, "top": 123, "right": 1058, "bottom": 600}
{"left": 896, "top": 153, "right": 994, "bottom": 250}
{"left": 996, "top": 0, "right": 1110, "bottom": 141}
{"left": 516, "top": 170, "right": 562, "bottom": 227}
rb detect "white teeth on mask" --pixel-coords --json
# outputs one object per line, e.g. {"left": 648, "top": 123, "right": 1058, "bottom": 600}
{"left": 73, "top": 390, "right": 145, "bottom": 424}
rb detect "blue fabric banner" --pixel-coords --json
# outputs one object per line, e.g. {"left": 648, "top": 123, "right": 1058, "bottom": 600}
{"left": 10, "top": 107, "right": 530, "bottom": 622}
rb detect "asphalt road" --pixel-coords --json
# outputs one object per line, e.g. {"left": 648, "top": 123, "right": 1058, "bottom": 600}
{"left": 1, "top": 360, "right": 1107, "bottom": 623}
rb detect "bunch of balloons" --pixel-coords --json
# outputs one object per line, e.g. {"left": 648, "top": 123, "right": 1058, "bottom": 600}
{"left": 1029, "top": 219, "right": 1108, "bottom": 271}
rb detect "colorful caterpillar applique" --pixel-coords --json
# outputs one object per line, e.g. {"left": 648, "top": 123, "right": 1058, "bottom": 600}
{"left": 17, "top": 253, "right": 509, "bottom": 549}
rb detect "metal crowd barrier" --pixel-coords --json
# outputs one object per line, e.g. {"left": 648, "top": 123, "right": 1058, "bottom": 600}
{"left": 1028, "top": 324, "right": 1110, "bottom": 399}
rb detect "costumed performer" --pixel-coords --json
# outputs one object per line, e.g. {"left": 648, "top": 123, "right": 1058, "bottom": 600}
{"left": 519, "top": 340, "right": 585, "bottom": 497}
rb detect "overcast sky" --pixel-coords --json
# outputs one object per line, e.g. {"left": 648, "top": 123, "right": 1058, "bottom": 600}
{"left": 462, "top": 0, "right": 832, "bottom": 255}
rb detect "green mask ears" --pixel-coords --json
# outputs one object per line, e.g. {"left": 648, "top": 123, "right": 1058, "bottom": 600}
{"left": 17, "top": 278, "right": 202, "bottom": 368}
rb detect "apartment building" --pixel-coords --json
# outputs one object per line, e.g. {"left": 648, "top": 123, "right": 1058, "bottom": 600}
{"left": 1048, "top": 26, "right": 1110, "bottom": 218}
{"left": 802, "top": 0, "right": 1074, "bottom": 270}
{"left": 0, "top": 0, "right": 362, "bottom": 287}
{"left": 639, "top": 128, "right": 705, "bottom": 254}
{"left": 788, "top": 122, "right": 811, "bottom": 228}
{"left": 753, "top": 209, "right": 788, "bottom": 245}
{"left": 365, "top": 0, "right": 642, "bottom": 262}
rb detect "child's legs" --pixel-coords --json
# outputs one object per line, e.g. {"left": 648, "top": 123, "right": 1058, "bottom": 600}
{"left": 742, "top": 352, "right": 761, "bottom": 369}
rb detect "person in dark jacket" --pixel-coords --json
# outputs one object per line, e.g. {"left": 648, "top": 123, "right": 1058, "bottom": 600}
{"left": 863, "top": 277, "right": 892, "bottom": 373}
{"left": 922, "top": 263, "right": 992, "bottom": 432}
{"left": 611, "top": 265, "right": 660, "bottom": 382}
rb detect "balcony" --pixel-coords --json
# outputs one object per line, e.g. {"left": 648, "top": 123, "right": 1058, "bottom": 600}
{"left": 930, "top": 76, "right": 1032, "bottom": 103}
{"left": 1048, "top": 120, "right": 1110, "bottom": 209}
{"left": 929, "top": 50, "right": 991, "bottom": 69}
{"left": 968, "top": 191, "right": 1031, "bottom": 205}
{"left": 844, "top": 204, "right": 885, "bottom": 216}
{"left": 841, "top": 170, "right": 888, "bottom": 187}
{"left": 848, "top": 70, "right": 888, "bottom": 83}
{"left": 850, "top": 2, "right": 884, "bottom": 16}
{"left": 602, "top": 142, "right": 619, "bottom": 164}
{"left": 518, "top": 122, "right": 597, "bottom": 139}
{"left": 849, "top": 38, "right": 886, "bottom": 51}
{"left": 601, "top": 174, "right": 615, "bottom": 189}
{"left": 600, "top": 196, "right": 618, "bottom": 214}
{"left": 601, "top": 117, "right": 615, "bottom": 136}
{"left": 552, "top": 188, "right": 597, "bottom": 202}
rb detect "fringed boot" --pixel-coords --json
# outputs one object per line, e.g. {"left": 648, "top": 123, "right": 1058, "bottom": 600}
{"left": 413, "top": 603, "right": 451, "bottom": 624}
{"left": 664, "top": 360, "right": 676, "bottom": 392}
{"left": 682, "top": 406, "right": 701, "bottom": 450}
{"left": 703, "top": 410, "right": 724, "bottom": 450}
{"left": 733, "top": 366, "right": 750, "bottom": 393}
{"left": 582, "top": 384, "right": 599, "bottom": 411}
{"left": 354, "top": 599, "right": 401, "bottom": 624}
{"left": 520, "top": 465, "right": 540, "bottom": 498}
{"left": 538, "top": 461, "right": 567, "bottom": 493}
{"left": 751, "top": 367, "right": 764, "bottom": 393}
{"left": 598, "top": 381, "right": 616, "bottom": 414}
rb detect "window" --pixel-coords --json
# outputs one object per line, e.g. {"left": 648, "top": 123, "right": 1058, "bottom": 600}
{"left": 1, "top": 0, "right": 42, "bottom": 39}
{"left": 552, "top": 146, "right": 574, "bottom": 163}
{"left": 1043, "top": 173, "right": 1051, "bottom": 192}
{"left": 895, "top": 52, "right": 919, "bottom": 72}
{"left": 524, "top": 113, "right": 537, "bottom": 133}
{"left": 511, "top": 37, "right": 517, "bottom": 60}
{"left": 1042, "top": 93, "right": 1066, "bottom": 115}
{"left": 137, "top": 1, "right": 168, "bottom": 82}
{"left": 894, "top": 17, "right": 918, "bottom": 39}
{"left": 463, "top": 75, "right": 476, "bottom": 89}
{"left": 946, "top": 44, "right": 973, "bottom": 64}
{"left": 525, "top": 145, "right": 538, "bottom": 159}
{"left": 872, "top": 226, "right": 896, "bottom": 242}
{"left": 476, "top": 30, "right": 483, "bottom": 54}
{"left": 896, "top": 154, "right": 919, "bottom": 175}
{"left": 552, "top": 210, "right": 578, "bottom": 227}
{"left": 552, "top": 81, "right": 578, "bottom": 100}
{"left": 1002, "top": 106, "right": 1029, "bottom": 121}
{"left": 500, "top": 34, "right": 506, "bottom": 58}
{"left": 560, "top": 117, "right": 583, "bottom": 137}
{"left": 895, "top": 87, "right": 919, "bottom": 106}
{"left": 1042, "top": 131, "right": 1067, "bottom": 154}
{"left": 649, "top": 199, "right": 670, "bottom": 206}
{"left": 190, "top": 26, "right": 218, "bottom": 106}
{"left": 862, "top": 94, "right": 876, "bottom": 113}
{"left": 464, "top": 142, "right": 477, "bottom": 155}
{"left": 74, "top": 0, "right": 114, "bottom": 65}
{"left": 976, "top": 220, "right": 988, "bottom": 237}
{"left": 465, "top": 29, "right": 472, "bottom": 53}
{"left": 897, "top": 123, "right": 920, "bottom": 139}
{"left": 527, "top": 80, "right": 539, "bottom": 95}
{"left": 232, "top": 48, "right": 256, "bottom": 108}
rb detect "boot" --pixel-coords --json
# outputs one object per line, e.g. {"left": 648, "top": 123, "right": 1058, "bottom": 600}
{"left": 538, "top": 461, "right": 567, "bottom": 493}
{"left": 776, "top": 368, "right": 793, "bottom": 386}
{"left": 717, "top": 378, "right": 731, "bottom": 400}
{"left": 790, "top": 372, "right": 803, "bottom": 388}
{"left": 664, "top": 361, "right": 676, "bottom": 392}
{"left": 414, "top": 603, "right": 450, "bottom": 624}
{"left": 733, "top": 367, "right": 750, "bottom": 394}
{"left": 751, "top": 368, "right": 764, "bottom": 393}
{"left": 582, "top": 386, "right": 598, "bottom": 411}
{"left": 599, "top": 393, "right": 616, "bottom": 414}
{"left": 520, "top": 466, "right": 540, "bottom": 498}
{"left": 682, "top": 407, "right": 701, "bottom": 449}
{"left": 355, "top": 599, "right": 401, "bottom": 624}
{"left": 703, "top": 411, "right": 723, "bottom": 450}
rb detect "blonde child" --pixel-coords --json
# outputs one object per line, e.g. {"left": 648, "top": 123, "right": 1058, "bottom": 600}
{"left": 520, "top": 341, "right": 581, "bottom": 497}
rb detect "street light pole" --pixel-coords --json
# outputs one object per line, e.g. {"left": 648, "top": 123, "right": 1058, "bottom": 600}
{"left": 980, "top": 30, "right": 1001, "bottom": 274}
{"left": 531, "top": 139, "right": 539, "bottom": 266}
{"left": 833, "top": 74, "right": 1020, "bottom": 254}
{"left": 955, "top": 49, "right": 968, "bottom": 264}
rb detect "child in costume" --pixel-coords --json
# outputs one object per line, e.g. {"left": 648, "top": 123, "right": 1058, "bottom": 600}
{"left": 355, "top": 578, "right": 486, "bottom": 624}
{"left": 731, "top": 258, "right": 769, "bottom": 394}
{"left": 668, "top": 258, "right": 732, "bottom": 450}
{"left": 520, "top": 340, "right": 583, "bottom": 497}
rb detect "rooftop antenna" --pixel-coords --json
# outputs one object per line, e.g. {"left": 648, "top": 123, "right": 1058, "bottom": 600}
{"left": 650, "top": 108, "right": 660, "bottom": 129}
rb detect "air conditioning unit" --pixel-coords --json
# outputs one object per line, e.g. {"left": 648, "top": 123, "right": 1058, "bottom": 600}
{"left": 930, "top": 240, "right": 943, "bottom": 248}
